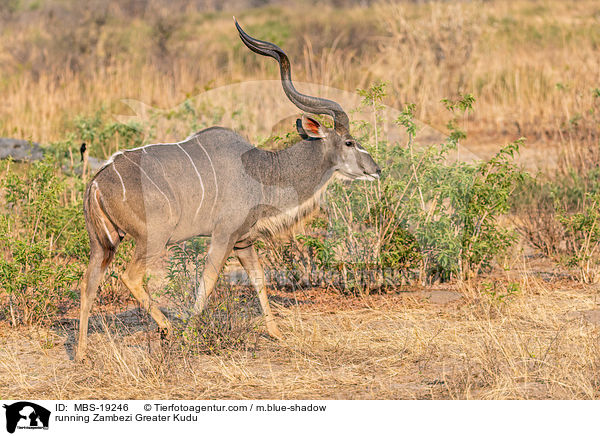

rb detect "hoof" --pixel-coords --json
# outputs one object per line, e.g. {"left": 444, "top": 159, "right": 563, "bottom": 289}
{"left": 75, "top": 351, "right": 88, "bottom": 363}
{"left": 267, "top": 327, "right": 283, "bottom": 340}
{"left": 158, "top": 327, "right": 172, "bottom": 340}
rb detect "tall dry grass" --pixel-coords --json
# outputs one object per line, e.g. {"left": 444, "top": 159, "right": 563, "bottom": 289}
{"left": 0, "top": 0, "right": 599, "bottom": 150}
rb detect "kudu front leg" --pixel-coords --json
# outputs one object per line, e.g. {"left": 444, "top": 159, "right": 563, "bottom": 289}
{"left": 234, "top": 245, "right": 282, "bottom": 339}
{"left": 193, "top": 232, "right": 235, "bottom": 313}
{"left": 121, "top": 243, "right": 172, "bottom": 333}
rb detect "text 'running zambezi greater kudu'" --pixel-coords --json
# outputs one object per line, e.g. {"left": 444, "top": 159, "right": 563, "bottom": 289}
{"left": 76, "top": 20, "right": 381, "bottom": 360}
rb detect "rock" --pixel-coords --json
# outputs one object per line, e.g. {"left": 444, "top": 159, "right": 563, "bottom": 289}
{"left": 0, "top": 137, "right": 107, "bottom": 175}
{"left": 418, "top": 289, "right": 463, "bottom": 304}
{"left": 67, "top": 156, "right": 107, "bottom": 176}
{"left": 0, "top": 138, "right": 44, "bottom": 161}
{"left": 88, "top": 156, "right": 106, "bottom": 172}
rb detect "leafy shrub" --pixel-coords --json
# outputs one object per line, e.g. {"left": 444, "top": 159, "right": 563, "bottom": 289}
{"left": 556, "top": 192, "right": 600, "bottom": 283}
{"left": 365, "top": 102, "right": 523, "bottom": 284}
{"left": 483, "top": 281, "right": 521, "bottom": 305}
{"left": 262, "top": 86, "right": 525, "bottom": 293}
{"left": 49, "top": 109, "right": 146, "bottom": 164}
{"left": 74, "top": 110, "right": 145, "bottom": 159}
{"left": 0, "top": 158, "right": 87, "bottom": 325}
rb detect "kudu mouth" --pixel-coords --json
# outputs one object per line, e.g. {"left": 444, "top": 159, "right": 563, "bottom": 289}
{"left": 359, "top": 171, "right": 381, "bottom": 181}
{"left": 235, "top": 18, "right": 350, "bottom": 135}
{"left": 338, "top": 168, "right": 381, "bottom": 181}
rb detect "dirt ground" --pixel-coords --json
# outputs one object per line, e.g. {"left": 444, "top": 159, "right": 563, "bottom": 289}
{"left": 1, "top": 251, "right": 599, "bottom": 400}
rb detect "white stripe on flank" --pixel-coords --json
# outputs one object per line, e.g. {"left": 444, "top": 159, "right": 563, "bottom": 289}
{"left": 112, "top": 164, "right": 127, "bottom": 201}
{"left": 177, "top": 143, "right": 205, "bottom": 220}
{"left": 195, "top": 137, "right": 218, "bottom": 218}
{"left": 127, "top": 142, "right": 168, "bottom": 152}
{"left": 121, "top": 153, "right": 173, "bottom": 217}
{"left": 100, "top": 143, "right": 171, "bottom": 169}
{"left": 93, "top": 181, "right": 115, "bottom": 245}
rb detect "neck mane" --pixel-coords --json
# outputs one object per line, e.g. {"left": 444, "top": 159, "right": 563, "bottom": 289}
{"left": 242, "top": 139, "right": 336, "bottom": 239}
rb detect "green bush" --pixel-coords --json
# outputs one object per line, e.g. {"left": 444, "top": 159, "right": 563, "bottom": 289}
{"left": 0, "top": 158, "right": 87, "bottom": 325}
{"left": 262, "top": 86, "right": 525, "bottom": 293}
{"left": 49, "top": 109, "right": 146, "bottom": 164}
{"left": 556, "top": 192, "right": 600, "bottom": 283}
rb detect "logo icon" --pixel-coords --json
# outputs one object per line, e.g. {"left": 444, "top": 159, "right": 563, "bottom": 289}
{"left": 3, "top": 402, "right": 50, "bottom": 434}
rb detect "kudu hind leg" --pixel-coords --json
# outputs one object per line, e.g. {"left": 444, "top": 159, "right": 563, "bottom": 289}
{"left": 234, "top": 245, "right": 282, "bottom": 339}
{"left": 121, "top": 244, "right": 172, "bottom": 332}
{"left": 76, "top": 245, "right": 111, "bottom": 361}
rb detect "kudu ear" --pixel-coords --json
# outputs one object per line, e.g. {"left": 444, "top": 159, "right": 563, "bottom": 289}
{"left": 296, "top": 119, "right": 309, "bottom": 139}
{"left": 299, "top": 115, "right": 326, "bottom": 139}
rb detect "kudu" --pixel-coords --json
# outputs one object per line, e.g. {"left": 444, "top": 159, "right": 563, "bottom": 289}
{"left": 76, "top": 20, "right": 381, "bottom": 360}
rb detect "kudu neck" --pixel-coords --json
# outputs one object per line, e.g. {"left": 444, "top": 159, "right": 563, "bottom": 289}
{"left": 243, "top": 139, "right": 335, "bottom": 200}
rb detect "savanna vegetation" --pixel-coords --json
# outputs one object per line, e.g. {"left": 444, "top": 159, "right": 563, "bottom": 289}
{"left": 1, "top": 0, "right": 600, "bottom": 399}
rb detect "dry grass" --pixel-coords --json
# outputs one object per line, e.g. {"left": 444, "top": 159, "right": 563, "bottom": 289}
{"left": 1, "top": 258, "right": 600, "bottom": 399}
{"left": 0, "top": 0, "right": 599, "bottom": 152}
{"left": 2, "top": 0, "right": 600, "bottom": 400}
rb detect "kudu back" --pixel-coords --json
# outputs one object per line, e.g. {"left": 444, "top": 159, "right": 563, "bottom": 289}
{"left": 76, "top": 21, "right": 381, "bottom": 360}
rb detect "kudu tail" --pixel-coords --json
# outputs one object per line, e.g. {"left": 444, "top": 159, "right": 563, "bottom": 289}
{"left": 84, "top": 181, "right": 119, "bottom": 268}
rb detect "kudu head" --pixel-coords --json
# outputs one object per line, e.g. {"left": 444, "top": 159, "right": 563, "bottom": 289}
{"left": 235, "top": 19, "right": 381, "bottom": 181}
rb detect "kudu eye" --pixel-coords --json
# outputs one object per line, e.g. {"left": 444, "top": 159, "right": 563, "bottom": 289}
{"left": 345, "top": 140, "right": 354, "bottom": 147}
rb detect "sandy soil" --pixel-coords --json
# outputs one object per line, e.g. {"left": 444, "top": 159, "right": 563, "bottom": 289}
{"left": 1, "top": 253, "right": 599, "bottom": 400}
